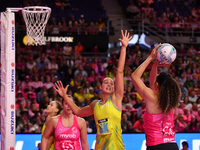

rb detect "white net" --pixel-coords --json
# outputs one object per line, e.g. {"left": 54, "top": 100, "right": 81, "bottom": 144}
{"left": 22, "top": 6, "right": 51, "bottom": 45}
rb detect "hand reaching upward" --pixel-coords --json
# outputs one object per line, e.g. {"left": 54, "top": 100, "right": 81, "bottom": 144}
{"left": 54, "top": 81, "right": 69, "bottom": 98}
{"left": 149, "top": 43, "right": 161, "bottom": 60}
{"left": 118, "top": 30, "right": 132, "bottom": 49}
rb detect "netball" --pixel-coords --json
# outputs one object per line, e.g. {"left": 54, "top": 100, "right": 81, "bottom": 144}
{"left": 157, "top": 43, "right": 177, "bottom": 64}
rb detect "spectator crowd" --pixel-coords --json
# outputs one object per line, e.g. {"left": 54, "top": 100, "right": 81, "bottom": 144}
{"left": 2, "top": 0, "right": 200, "bottom": 134}
{"left": 120, "top": 0, "right": 200, "bottom": 36}
{"left": 14, "top": 40, "right": 200, "bottom": 134}
{"left": 14, "top": 0, "right": 108, "bottom": 36}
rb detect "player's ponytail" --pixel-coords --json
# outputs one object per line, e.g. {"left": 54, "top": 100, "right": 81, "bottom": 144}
{"left": 55, "top": 101, "right": 63, "bottom": 115}
{"left": 156, "top": 72, "right": 181, "bottom": 114}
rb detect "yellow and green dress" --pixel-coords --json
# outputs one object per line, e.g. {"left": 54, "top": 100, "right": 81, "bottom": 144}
{"left": 41, "top": 123, "right": 55, "bottom": 150}
{"left": 93, "top": 97, "right": 125, "bottom": 150}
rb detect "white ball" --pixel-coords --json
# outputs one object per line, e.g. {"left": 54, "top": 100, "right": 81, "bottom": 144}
{"left": 157, "top": 43, "right": 177, "bottom": 64}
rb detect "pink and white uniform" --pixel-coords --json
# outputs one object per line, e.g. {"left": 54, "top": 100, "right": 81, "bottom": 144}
{"left": 144, "top": 109, "right": 176, "bottom": 146}
{"left": 54, "top": 115, "right": 81, "bottom": 150}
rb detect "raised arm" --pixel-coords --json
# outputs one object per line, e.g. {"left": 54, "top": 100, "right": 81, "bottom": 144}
{"left": 54, "top": 81, "right": 97, "bottom": 117}
{"left": 114, "top": 30, "right": 132, "bottom": 102}
{"left": 131, "top": 44, "right": 161, "bottom": 101}
{"left": 150, "top": 59, "right": 170, "bottom": 91}
{"left": 150, "top": 61, "right": 158, "bottom": 91}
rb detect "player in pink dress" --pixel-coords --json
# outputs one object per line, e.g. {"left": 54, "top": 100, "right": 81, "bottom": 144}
{"left": 131, "top": 44, "right": 181, "bottom": 150}
{"left": 41, "top": 95, "right": 89, "bottom": 150}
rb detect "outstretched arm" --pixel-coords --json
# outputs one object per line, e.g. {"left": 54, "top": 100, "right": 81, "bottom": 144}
{"left": 150, "top": 60, "right": 158, "bottom": 91}
{"left": 150, "top": 60, "right": 169, "bottom": 91}
{"left": 131, "top": 44, "right": 161, "bottom": 101}
{"left": 54, "top": 81, "right": 97, "bottom": 117}
{"left": 114, "top": 30, "right": 132, "bottom": 103}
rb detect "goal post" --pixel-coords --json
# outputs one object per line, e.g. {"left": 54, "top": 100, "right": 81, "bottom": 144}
{"left": 0, "top": 6, "right": 50, "bottom": 149}
{"left": 0, "top": 11, "right": 16, "bottom": 150}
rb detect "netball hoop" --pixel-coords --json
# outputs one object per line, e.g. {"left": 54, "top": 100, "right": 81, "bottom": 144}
{"left": 22, "top": 6, "right": 51, "bottom": 45}
{"left": 0, "top": 6, "right": 51, "bottom": 150}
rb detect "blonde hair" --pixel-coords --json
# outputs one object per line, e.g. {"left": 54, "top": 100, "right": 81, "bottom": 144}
{"left": 102, "top": 77, "right": 114, "bottom": 83}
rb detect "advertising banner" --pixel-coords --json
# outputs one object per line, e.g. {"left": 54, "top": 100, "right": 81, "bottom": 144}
{"left": 16, "top": 34, "right": 109, "bottom": 53}
{"left": 0, "top": 11, "right": 16, "bottom": 150}
{"left": 0, "top": 133, "right": 199, "bottom": 150}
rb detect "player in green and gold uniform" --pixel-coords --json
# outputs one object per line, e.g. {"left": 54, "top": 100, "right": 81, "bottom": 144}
{"left": 55, "top": 30, "right": 132, "bottom": 150}
{"left": 93, "top": 97, "right": 125, "bottom": 149}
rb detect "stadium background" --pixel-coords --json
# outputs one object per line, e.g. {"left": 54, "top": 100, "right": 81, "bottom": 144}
{"left": 1, "top": 0, "right": 200, "bottom": 150}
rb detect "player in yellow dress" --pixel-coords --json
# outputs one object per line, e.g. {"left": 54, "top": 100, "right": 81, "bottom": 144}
{"left": 54, "top": 30, "right": 132, "bottom": 150}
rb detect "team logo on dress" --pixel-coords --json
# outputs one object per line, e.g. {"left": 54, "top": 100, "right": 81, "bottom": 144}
{"left": 167, "top": 115, "right": 171, "bottom": 120}
{"left": 106, "top": 103, "right": 109, "bottom": 107}
{"left": 98, "top": 118, "right": 108, "bottom": 123}
{"left": 72, "top": 127, "right": 78, "bottom": 133}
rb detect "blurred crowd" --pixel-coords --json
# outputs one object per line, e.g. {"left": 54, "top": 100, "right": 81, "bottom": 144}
{"left": 122, "top": 0, "right": 200, "bottom": 36}
{"left": 14, "top": 40, "right": 200, "bottom": 134}
{"left": 15, "top": 0, "right": 108, "bottom": 36}
{"left": 8, "top": 0, "right": 200, "bottom": 134}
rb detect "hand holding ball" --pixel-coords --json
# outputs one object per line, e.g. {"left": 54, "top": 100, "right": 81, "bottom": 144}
{"left": 157, "top": 43, "right": 177, "bottom": 64}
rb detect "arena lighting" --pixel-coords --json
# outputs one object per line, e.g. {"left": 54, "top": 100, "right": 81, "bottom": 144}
{"left": 129, "top": 34, "right": 139, "bottom": 45}
{"left": 118, "top": 33, "right": 139, "bottom": 46}
{"left": 108, "top": 43, "right": 114, "bottom": 49}
{"left": 139, "top": 33, "right": 151, "bottom": 48}
{"left": 117, "top": 33, "right": 158, "bottom": 48}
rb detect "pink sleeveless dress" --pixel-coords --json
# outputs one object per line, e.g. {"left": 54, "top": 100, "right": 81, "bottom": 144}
{"left": 54, "top": 115, "right": 81, "bottom": 150}
{"left": 144, "top": 109, "right": 176, "bottom": 146}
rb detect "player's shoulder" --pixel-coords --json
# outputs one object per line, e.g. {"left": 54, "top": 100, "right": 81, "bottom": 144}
{"left": 76, "top": 116, "right": 87, "bottom": 129}
{"left": 48, "top": 114, "right": 60, "bottom": 123}
{"left": 76, "top": 116, "right": 86, "bottom": 123}
{"left": 90, "top": 99, "right": 99, "bottom": 108}
{"left": 52, "top": 114, "right": 60, "bottom": 119}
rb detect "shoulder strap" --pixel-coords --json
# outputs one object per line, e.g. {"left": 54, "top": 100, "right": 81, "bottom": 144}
{"left": 58, "top": 114, "right": 62, "bottom": 122}
{"left": 73, "top": 115, "right": 77, "bottom": 125}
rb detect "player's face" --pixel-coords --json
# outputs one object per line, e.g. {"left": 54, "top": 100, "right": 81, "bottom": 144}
{"left": 101, "top": 78, "right": 114, "bottom": 94}
{"left": 63, "top": 98, "right": 73, "bottom": 113}
{"left": 46, "top": 101, "right": 58, "bottom": 115}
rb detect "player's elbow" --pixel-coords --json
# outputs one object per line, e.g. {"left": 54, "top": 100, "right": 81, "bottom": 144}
{"left": 117, "top": 69, "right": 123, "bottom": 74}
{"left": 131, "top": 73, "right": 137, "bottom": 82}
{"left": 75, "top": 108, "right": 85, "bottom": 117}
{"left": 131, "top": 72, "right": 135, "bottom": 77}
{"left": 72, "top": 109, "right": 81, "bottom": 116}
{"left": 41, "top": 136, "right": 49, "bottom": 141}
